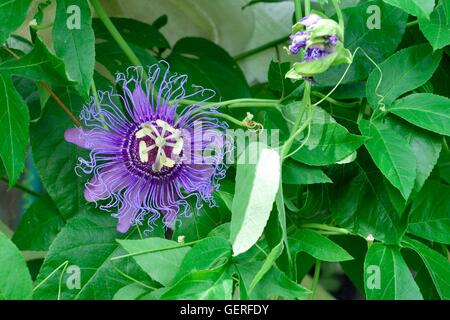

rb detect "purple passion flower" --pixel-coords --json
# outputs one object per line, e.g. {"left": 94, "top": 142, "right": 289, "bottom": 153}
{"left": 326, "top": 34, "right": 338, "bottom": 47}
{"left": 64, "top": 63, "right": 228, "bottom": 233}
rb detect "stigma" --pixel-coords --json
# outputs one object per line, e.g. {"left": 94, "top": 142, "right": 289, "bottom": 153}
{"left": 135, "top": 120, "right": 183, "bottom": 172}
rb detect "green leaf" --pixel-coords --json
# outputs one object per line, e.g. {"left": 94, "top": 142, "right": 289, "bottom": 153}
{"left": 403, "top": 237, "right": 450, "bottom": 299}
{"left": 235, "top": 260, "right": 310, "bottom": 299}
{"left": 407, "top": 180, "right": 450, "bottom": 244}
{"left": 386, "top": 116, "right": 442, "bottom": 192}
{"left": 291, "top": 108, "right": 365, "bottom": 166}
{"left": 0, "top": 231, "right": 33, "bottom": 300}
{"left": 289, "top": 229, "right": 353, "bottom": 262}
{"left": 249, "top": 241, "right": 284, "bottom": 290}
{"left": 113, "top": 283, "right": 149, "bottom": 300}
{"left": 0, "top": 38, "right": 73, "bottom": 87}
{"left": 0, "top": 73, "right": 29, "bottom": 186}
{"left": 0, "top": 0, "right": 31, "bottom": 44}
{"left": 167, "top": 37, "right": 251, "bottom": 100}
{"left": 30, "top": 89, "right": 87, "bottom": 218}
{"left": 282, "top": 159, "right": 332, "bottom": 185}
{"left": 383, "top": 0, "right": 435, "bottom": 20}
{"left": 366, "top": 44, "right": 442, "bottom": 108}
{"left": 389, "top": 93, "right": 450, "bottom": 136}
{"left": 174, "top": 237, "right": 232, "bottom": 282}
{"left": 419, "top": 0, "right": 450, "bottom": 50}
{"left": 118, "top": 238, "right": 190, "bottom": 287}
{"left": 230, "top": 143, "right": 280, "bottom": 256}
{"left": 12, "top": 194, "right": 65, "bottom": 251}
{"left": 161, "top": 266, "right": 233, "bottom": 300}
{"left": 33, "top": 211, "right": 156, "bottom": 299}
{"left": 316, "top": 0, "right": 408, "bottom": 86}
{"left": 359, "top": 119, "right": 416, "bottom": 199}
{"left": 364, "top": 243, "right": 422, "bottom": 300}
{"left": 330, "top": 153, "right": 406, "bottom": 244}
{"left": 172, "top": 194, "right": 231, "bottom": 242}
{"left": 53, "top": 0, "right": 95, "bottom": 98}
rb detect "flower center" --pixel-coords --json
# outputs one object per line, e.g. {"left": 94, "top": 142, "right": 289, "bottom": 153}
{"left": 130, "top": 119, "right": 184, "bottom": 174}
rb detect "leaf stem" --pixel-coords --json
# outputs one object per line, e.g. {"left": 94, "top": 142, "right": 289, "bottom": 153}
{"left": 111, "top": 239, "right": 202, "bottom": 261}
{"left": 33, "top": 260, "right": 69, "bottom": 292}
{"left": 90, "top": 0, "right": 143, "bottom": 68}
{"left": 406, "top": 19, "right": 419, "bottom": 27}
{"left": 1, "top": 177, "right": 42, "bottom": 197}
{"left": 178, "top": 98, "right": 280, "bottom": 108}
{"left": 311, "top": 91, "right": 360, "bottom": 108}
{"left": 2, "top": 46, "right": 81, "bottom": 127}
{"left": 40, "top": 81, "right": 81, "bottom": 126}
{"left": 310, "top": 259, "right": 322, "bottom": 299}
{"left": 301, "top": 223, "right": 351, "bottom": 235}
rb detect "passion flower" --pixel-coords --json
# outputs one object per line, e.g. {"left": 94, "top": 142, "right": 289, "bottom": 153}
{"left": 65, "top": 63, "right": 228, "bottom": 233}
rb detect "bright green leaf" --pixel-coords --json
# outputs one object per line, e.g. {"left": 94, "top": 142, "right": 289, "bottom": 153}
{"left": 364, "top": 243, "right": 422, "bottom": 300}
{"left": 407, "top": 180, "right": 450, "bottom": 244}
{"left": 366, "top": 44, "right": 442, "bottom": 108}
{"left": 389, "top": 93, "right": 450, "bottom": 136}
{"left": 174, "top": 237, "right": 232, "bottom": 282}
{"left": 403, "top": 237, "right": 450, "bottom": 299}
{"left": 0, "top": 231, "right": 33, "bottom": 300}
{"left": 0, "top": 73, "right": 29, "bottom": 186}
{"left": 118, "top": 237, "right": 190, "bottom": 287}
{"left": 0, "top": 0, "right": 31, "bottom": 45}
{"left": 12, "top": 194, "right": 65, "bottom": 251}
{"left": 359, "top": 119, "right": 416, "bottom": 199}
{"left": 53, "top": 0, "right": 95, "bottom": 98}
{"left": 289, "top": 229, "right": 354, "bottom": 262}
{"left": 383, "top": 0, "right": 435, "bottom": 20}
{"left": 419, "top": 0, "right": 450, "bottom": 50}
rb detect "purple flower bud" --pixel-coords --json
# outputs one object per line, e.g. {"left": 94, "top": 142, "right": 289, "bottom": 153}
{"left": 303, "top": 46, "right": 329, "bottom": 61}
{"left": 289, "top": 31, "right": 308, "bottom": 54}
{"left": 326, "top": 34, "right": 339, "bottom": 47}
{"left": 300, "top": 14, "right": 322, "bottom": 27}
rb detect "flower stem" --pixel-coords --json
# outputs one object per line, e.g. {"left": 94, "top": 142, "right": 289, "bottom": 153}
{"left": 310, "top": 259, "right": 322, "bottom": 299}
{"left": 304, "top": 0, "right": 311, "bottom": 15}
{"left": 1, "top": 177, "right": 42, "bottom": 197}
{"left": 90, "top": 0, "right": 143, "bottom": 68}
{"left": 331, "top": 0, "right": 344, "bottom": 39}
{"left": 281, "top": 82, "right": 312, "bottom": 159}
{"left": 294, "top": 0, "right": 303, "bottom": 21}
{"left": 233, "top": 35, "right": 289, "bottom": 61}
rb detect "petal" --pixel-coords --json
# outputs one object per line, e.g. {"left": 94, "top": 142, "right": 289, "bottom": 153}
{"left": 117, "top": 205, "right": 139, "bottom": 233}
{"left": 84, "top": 164, "right": 128, "bottom": 202}
{"left": 64, "top": 127, "right": 90, "bottom": 149}
{"left": 64, "top": 127, "right": 119, "bottom": 150}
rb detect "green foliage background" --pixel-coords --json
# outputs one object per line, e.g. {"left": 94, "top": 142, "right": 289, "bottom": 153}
{"left": 0, "top": 0, "right": 449, "bottom": 300}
